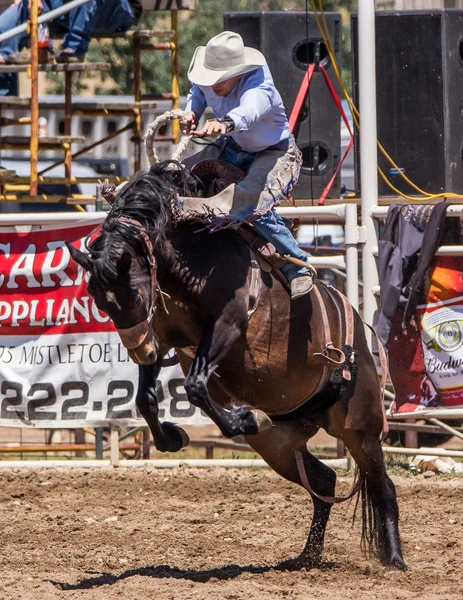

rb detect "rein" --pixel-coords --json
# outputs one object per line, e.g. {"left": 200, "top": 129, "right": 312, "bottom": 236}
{"left": 112, "top": 216, "right": 169, "bottom": 349}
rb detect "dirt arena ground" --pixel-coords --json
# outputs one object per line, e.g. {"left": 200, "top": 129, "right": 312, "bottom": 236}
{"left": 0, "top": 467, "right": 461, "bottom": 600}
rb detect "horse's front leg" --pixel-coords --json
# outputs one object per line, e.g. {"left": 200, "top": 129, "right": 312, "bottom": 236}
{"left": 136, "top": 362, "right": 190, "bottom": 452}
{"left": 184, "top": 314, "right": 272, "bottom": 438}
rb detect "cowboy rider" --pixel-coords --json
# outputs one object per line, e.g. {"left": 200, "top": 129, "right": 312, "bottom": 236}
{"left": 180, "top": 31, "right": 314, "bottom": 300}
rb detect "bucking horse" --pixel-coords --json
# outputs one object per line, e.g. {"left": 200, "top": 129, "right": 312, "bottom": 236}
{"left": 66, "top": 130, "right": 406, "bottom": 571}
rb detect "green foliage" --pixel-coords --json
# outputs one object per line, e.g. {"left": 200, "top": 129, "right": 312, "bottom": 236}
{"left": 46, "top": 0, "right": 357, "bottom": 96}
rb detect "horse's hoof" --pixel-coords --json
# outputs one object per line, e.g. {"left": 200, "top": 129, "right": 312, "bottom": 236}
{"left": 389, "top": 557, "right": 408, "bottom": 572}
{"left": 156, "top": 422, "right": 190, "bottom": 453}
{"left": 251, "top": 409, "right": 274, "bottom": 433}
{"left": 238, "top": 408, "right": 273, "bottom": 436}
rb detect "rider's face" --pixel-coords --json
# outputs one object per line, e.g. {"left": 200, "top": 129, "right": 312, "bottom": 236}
{"left": 211, "top": 75, "right": 242, "bottom": 96}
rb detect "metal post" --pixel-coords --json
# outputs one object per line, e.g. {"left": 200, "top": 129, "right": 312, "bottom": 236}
{"left": 358, "top": 0, "right": 379, "bottom": 335}
{"left": 110, "top": 426, "right": 120, "bottom": 467}
{"left": 142, "top": 427, "right": 150, "bottom": 459}
{"left": 133, "top": 34, "right": 142, "bottom": 172}
{"left": 404, "top": 421, "right": 418, "bottom": 449}
{"left": 29, "top": 0, "right": 39, "bottom": 196}
{"left": 95, "top": 427, "right": 104, "bottom": 459}
{"left": 171, "top": 10, "right": 180, "bottom": 142}
{"left": 64, "top": 71, "right": 73, "bottom": 198}
{"left": 427, "top": 418, "right": 463, "bottom": 442}
{"left": 344, "top": 203, "right": 359, "bottom": 311}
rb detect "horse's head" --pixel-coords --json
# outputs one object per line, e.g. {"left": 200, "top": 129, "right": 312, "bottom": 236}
{"left": 67, "top": 217, "right": 160, "bottom": 366}
{"left": 67, "top": 206, "right": 165, "bottom": 365}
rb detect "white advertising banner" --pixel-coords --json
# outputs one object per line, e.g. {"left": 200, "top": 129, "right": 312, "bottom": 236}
{"left": 0, "top": 220, "right": 210, "bottom": 428}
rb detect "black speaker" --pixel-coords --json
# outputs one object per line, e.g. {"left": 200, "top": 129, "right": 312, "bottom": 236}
{"left": 352, "top": 9, "right": 463, "bottom": 196}
{"left": 224, "top": 11, "right": 342, "bottom": 200}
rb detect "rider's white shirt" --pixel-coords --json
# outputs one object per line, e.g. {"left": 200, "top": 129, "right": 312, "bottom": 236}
{"left": 185, "top": 64, "right": 290, "bottom": 153}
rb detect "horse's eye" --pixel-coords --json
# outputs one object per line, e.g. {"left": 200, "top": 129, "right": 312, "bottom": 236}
{"left": 135, "top": 294, "right": 142, "bottom": 307}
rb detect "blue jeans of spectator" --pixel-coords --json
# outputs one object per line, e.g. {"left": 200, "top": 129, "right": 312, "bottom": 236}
{"left": 220, "top": 140, "right": 309, "bottom": 281}
{"left": 48, "top": 0, "right": 135, "bottom": 55}
{"left": 0, "top": 2, "right": 28, "bottom": 95}
{"left": 0, "top": 0, "right": 135, "bottom": 94}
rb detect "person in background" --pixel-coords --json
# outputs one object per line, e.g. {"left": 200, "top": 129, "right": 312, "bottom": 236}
{"left": 0, "top": 0, "right": 141, "bottom": 94}
{"left": 180, "top": 31, "right": 314, "bottom": 300}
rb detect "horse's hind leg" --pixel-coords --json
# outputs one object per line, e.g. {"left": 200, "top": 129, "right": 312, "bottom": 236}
{"left": 343, "top": 429, "right": 406, "bottom": 570}
{"left": 246, "top": 423, "right": 336, "bottom": 568}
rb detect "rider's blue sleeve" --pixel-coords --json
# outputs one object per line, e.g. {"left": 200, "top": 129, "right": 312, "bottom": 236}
{"left": 226, "top": 77, "right": 273, "bottom": 133}
{"left": 185, "top": 85, "right": 207, "bottom": 118}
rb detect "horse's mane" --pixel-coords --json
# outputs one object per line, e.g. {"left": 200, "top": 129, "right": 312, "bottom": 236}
{"left": 87, "top": 161, "right": 200, "bottom": 286}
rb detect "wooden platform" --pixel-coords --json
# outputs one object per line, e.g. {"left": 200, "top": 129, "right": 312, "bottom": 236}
{"left": 0, "top": 169, "right": 16, "bottom": 177}
{"left": 92, "top": 29, "right": 175, "bottom": 39}
{"left": 0, "top": 135, "right": 85, "bottom": 149}
{"left": 0, "top": 62, "right": 111, "bottom": 74}
{"left": 141, "top": 0, "right": 196, "bottom": 9}
{"left": 0, "top": 97, "right": 157, "bottom": 113}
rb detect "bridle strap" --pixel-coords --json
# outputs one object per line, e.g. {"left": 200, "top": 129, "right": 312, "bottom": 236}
{"left": 116, "top": 320, "right": 150, "bottom": 349}
{"left": 115, "top": 216, "right": 159, "bottom": 323}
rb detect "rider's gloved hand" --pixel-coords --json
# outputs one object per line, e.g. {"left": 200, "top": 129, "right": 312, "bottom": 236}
{"left": 180, "top": 111, "right": 199, "bottom": 136}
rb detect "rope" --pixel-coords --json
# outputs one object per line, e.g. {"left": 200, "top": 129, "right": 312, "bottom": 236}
{"left": 144, "top": 109, "right": 193, "bottom": 165}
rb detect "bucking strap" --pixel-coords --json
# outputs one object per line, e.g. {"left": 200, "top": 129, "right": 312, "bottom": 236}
{"left": 295, "top": 449, "right": 363, "bottom": 504}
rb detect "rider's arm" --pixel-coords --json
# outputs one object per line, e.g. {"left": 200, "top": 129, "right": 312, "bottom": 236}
{"left": 185, "top": 84, "right": 207, "bottom": 119}
{"left": 227, "top": 71, "right": 274, "bottom": 133}
{"left": 182, "top": 85, "right": 207, "bottom": 135}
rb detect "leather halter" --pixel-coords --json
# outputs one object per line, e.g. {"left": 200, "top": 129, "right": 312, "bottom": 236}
{"left": 112, "top": 216, "right": 161, "bottom": 349}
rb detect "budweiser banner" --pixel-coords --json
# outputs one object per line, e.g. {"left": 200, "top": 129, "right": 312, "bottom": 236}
{"left": 389, "top": 256, "right": 463, "bottom": 416}
{"left": 0, "top": 220, "right": 210, "bottom": 428}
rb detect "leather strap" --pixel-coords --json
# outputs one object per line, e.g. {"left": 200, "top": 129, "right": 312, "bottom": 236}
{"left": 295, "top": 449, "right": 363, "bottom": 504}
{"left": 336, "top": 289, "right": 355, "bottom": 347}
{"left": 310, "top": 285, "right": 331, "bottom": 397}
{"left": 116, "top": 320, "right": 150, "bottom": 349}
{"left": 247, "top": 249, "right": 262, "bottom": 320}
{"left": 312, "top": 285, "right": 346, "bottom": 368}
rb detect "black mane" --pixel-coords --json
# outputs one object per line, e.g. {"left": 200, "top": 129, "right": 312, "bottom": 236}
{"left": 87, "top": 161, "right": 200, "bottom": 286}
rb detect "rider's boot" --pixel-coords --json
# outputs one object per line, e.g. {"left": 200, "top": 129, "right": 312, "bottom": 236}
{"left": 289, "top": 272, "right": 315, "bottom": 300}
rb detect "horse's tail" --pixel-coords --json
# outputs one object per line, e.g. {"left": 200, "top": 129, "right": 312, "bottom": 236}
{"left": 353, "top": 470, "right": 380, "bottom": 557}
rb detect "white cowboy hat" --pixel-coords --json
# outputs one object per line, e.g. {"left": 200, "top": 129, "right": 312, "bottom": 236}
{"left": 188, "top": 31, "right": 266, "bottom": 87}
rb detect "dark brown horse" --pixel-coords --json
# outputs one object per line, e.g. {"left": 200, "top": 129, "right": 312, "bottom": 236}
{"left": 67, "top": 162, "right": 406, "bottom": 571}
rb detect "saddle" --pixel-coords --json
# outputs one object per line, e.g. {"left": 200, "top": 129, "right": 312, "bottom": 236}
{"left": 191, "top": 159, "right": 246, "bottom": 197}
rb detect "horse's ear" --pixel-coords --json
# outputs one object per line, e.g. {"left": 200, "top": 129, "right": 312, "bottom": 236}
{"left": 65, "top": 241, "right": 93, "bottom": 272}
{"left": 119, "top": 251, "right": 132, "bottom": 272}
